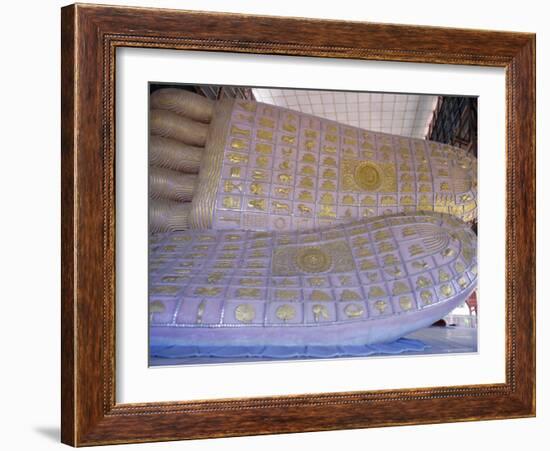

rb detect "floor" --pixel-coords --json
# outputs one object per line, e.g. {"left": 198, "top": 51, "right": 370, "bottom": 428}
{"left": 403, "top": 326, "right": 477, "bottom": 355}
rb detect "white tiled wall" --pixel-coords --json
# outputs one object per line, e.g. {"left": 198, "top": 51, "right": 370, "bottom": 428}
{"left": 253, "top": 88, "right": 438, "bottom": 139}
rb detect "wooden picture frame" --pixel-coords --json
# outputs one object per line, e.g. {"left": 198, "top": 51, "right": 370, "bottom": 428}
{"left": 61, "top": 3, "right": 535, "bottom": 446}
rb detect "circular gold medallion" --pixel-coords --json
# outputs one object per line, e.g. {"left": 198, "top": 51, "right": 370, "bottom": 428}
{"left": 235, "top": 304, "right": 255, "bottom": 323}
{"left": 354, "top": 161, "right": 382, "bottom": 191}
{"left": 275, "top": 304, "right": 296, "bottom": 321}
{"left": 274, "top": 217, "right": 286, "bottom": 230}
{"left": 295, "top": 247, "right": 332, "bottom": 273}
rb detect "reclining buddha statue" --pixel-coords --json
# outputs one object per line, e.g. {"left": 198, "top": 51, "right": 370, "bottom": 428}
{"left": 148, "top": 88, "right": 477, "bottom": 352}
{"left": 149, "top": 89, "right": 477, "bottom": 233}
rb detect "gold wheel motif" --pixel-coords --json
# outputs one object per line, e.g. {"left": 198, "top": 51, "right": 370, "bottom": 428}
{"left": 354, "top": 161, "right": 382, "bottom": 191}
{"left": 295, "top": 247, "right": 332, "bottom": 273}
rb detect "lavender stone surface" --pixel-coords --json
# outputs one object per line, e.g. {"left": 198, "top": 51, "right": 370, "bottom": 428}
{"left": 149, "top": 92, "right": 478, "bottom": 233}
{"left": 196, "top": 99, "right": 477, "bottom": 231}
{"left": 149, "top": 212, "right": 477, "bottom": 347}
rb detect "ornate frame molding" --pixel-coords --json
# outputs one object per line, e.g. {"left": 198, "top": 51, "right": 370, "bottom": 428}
{"left": 61, "top": 4, "right": 535, "bottom": 446}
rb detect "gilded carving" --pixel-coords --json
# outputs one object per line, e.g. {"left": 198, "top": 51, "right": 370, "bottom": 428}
{"left": 231, "top": 125, "right": 251, "bottom": 137}
{"left": 249, "top": 182, "right": 264, "bottom": 196}
{"left": 222, "top": 196, "right": 240, "bottom": 209}
{"left": 340, "top": 289, "right": 360, "bottom": 301}
{"left": 195, "top": 287, "right": 221, "bottom": 296}
{"left": 319, "top": 205, "right": 336, "bottom": 218}
{"left": 374, "top": 300, "right": 388, "bottom": 314}
{"left": 295, "top": 247, "right": 332, "bottom": 273}
{"left": 237, "top": 288, "right": 261, "bottom": 298}
{"left": 344, "top": 303, "right": 364, "bottom": 318}
{"left": 272, "top": 201, "right": 290, "bottom": 212}
{"left": 276, "top": 304, "right": 296, "bottom": 321}
{"left": 248, "top": 199, "right": 266, "bottom": 211}
{"left": 235, "top": 304, "right": 256, "bottom": 323}
{"left": 312, "top": 304, "right": 330, "bottom": 322}
{"left": 420, "top": 290, "right": 433, "bottom": 305}
{"left": 399, "top": 296, "right": 413, "bottom": 311}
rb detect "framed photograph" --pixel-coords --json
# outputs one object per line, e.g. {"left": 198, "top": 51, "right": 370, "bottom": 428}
{"left": 61, "top": 3, "right": 535, "bottom": 446}
{"left": 146, "top": 84, "right": 480, "bottom": 368}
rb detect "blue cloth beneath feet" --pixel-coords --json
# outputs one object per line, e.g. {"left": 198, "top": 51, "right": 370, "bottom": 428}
{"left": 150, "top": 338, "right": 428, "bottom": 363}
